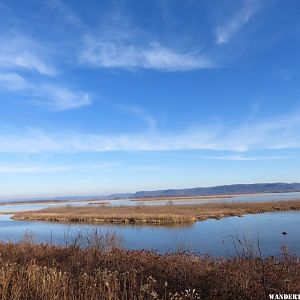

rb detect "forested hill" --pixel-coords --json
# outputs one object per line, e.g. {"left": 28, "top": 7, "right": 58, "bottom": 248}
{"left": 128, "top": 183, "right": 300, "bottom": 198}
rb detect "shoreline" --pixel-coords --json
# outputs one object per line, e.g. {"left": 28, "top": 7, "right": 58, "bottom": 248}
{"left": 12, "top": 199, "right": 300, "bottom": 225}
{"left": 129, "top": 194, "right": 236, "bottom": 201}
{"left": 1, "top": 190, "right": 299, "bottom": 206}
{"left": 130, "top": 192, "right": 300, "bottom": 202}
{"left": 0, "top": 199, "right": 108, "bottom": 207}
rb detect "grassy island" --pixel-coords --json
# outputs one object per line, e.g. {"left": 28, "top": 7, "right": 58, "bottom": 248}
{"left": 12, "top": 199, "right": 300, "bottom": 224}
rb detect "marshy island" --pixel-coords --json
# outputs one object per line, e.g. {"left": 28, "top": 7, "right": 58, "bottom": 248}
{"left": 12, "top": 199, "right": 300, "bottom": 224}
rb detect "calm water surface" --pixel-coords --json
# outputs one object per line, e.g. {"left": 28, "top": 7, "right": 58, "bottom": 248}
{"left": 0, "top": 192, "right": 299, "bottom": 257}
{"left": 1, "top": 191, "right": 300, "bottom": 212}
{"left": 0, "top": 211, "right": 299, "bottom": 257}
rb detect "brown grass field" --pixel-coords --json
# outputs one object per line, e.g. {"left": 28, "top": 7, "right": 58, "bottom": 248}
{"left": 12, "top": 199, "right": 300, "bottom": 224}
{"left": 0, "top": 231, "right": 299, "bottom": 300}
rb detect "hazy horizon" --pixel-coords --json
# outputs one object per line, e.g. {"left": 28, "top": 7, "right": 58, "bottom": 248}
{"left": 1, "top": 180, "right": 300, "bottom": 201}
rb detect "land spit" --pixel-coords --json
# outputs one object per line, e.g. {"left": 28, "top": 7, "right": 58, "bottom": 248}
{"left": 12, "top": 199, "right": 300, "bottom": 224}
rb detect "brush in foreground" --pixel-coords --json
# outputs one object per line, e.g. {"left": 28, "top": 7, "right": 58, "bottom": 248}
{"left": 0, "top": 232, "right": 299, "bottom": 300}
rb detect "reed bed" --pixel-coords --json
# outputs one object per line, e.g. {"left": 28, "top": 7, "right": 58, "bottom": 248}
{"left": 0, "top": 231, "right": 299, "bottom": 300}
{"left": 12, "top": 199, "right": 300, "bottom": 224}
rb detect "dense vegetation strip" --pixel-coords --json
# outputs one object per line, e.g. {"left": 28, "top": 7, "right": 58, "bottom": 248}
{"left": 0, "top": 233, "right": 299, "bottom": 300}
{"left": 12, "top": 199, "right": 300, "bottom": 224}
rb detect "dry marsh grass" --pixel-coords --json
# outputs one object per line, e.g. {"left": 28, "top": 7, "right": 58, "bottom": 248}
{"left": 0, "top": 233, "right": 299, "bottom": 300}
{"left": 12, "top": 199, "right": 300, "bottom": 224}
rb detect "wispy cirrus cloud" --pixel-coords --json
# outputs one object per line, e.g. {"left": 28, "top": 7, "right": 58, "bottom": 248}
{"left": 201, "top": 155, "right": 296, "bottom": 161}
{"left": 28, "top": 0, "right": 215, "bottom": 72}
{"left": 0, "top": 162, "right": 116, "bottom": 174}
{"left": 16, "top": 0, "right": 214, "bottom": 72}
{"left": 0, "top": 72, "right": 28, "bottom": 90}
{"left": 80, "top": 40, "right": 213, "bottom": 71}
{"left": 0, "top": 30, "right": 92, "bottom": 110}
{"left": 215, "top": 0, "right": 260, "bottom": 44}
{"left": 121, "top": 105, "right": 157, "bottom": 131}
{"left": 46, "top": 0, "right": 84, "bottom": 28}
{"left": 0, "top": 34, "right": 56, "bottom": 75}
{"left": 36, "top": 85, "right": 91, "bottom": 111}
{"left": 0, "top": 109, "right": 300, "bottom": 153}
{"left": 0, "top": 72, "right": 91, "bottom": 111}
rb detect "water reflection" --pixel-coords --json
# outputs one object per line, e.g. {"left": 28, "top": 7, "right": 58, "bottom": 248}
{"left": 0, "top": 211, "right": 299, "bottom": 257}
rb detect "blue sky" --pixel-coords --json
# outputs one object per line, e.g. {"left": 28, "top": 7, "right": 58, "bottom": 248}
{"left": 1, "top": 0, "right": 300, "bottom": 199}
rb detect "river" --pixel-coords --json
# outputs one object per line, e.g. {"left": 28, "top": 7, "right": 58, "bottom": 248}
{"left": 0, "top": 192, "right": 299, "bottom": 257}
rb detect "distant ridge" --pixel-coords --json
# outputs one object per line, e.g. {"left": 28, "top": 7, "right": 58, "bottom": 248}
{"left": 110, "top": 183, "right": 300, "bottom": 199}
{"left": 4, "top": 183, "right": 300, "bottom": 203}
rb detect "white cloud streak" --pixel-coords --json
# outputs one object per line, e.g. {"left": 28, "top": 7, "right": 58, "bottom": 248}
{"left": 201, "top": 155, "right": 296, "bottom": 161}
{"left": 0, "top": 72, "right": 28, "bottom": 90}
{"left": 0, "top": 0, "right": 215, "bottom": 72}
{"left": 0, "top": 110, "right": 300, "bottom": 153}
{"left": 37, "top": 85, "right": 91, "bottom": 111}
{"left": 0, "top": 163, "right": 116, "bottom": 174}
{"left": 81, "top": 40, "right": 213, "bottom": 71}
{"left": 47, "top": 0, "right": 84, "bottom": 28}
{"left": 0, "top": 32, "right": 92, "bottom": 110}
{"left": 215, "top": 0, "right": 260, "bottom": 44}
{"left": 122, "top": 105, "right": 157, "bottom": 131}
{"left": 0, "top": 35, "right": 56, "bottom": 75}
{"left": 0, "top": 72, "right": 91, "bottom": 110}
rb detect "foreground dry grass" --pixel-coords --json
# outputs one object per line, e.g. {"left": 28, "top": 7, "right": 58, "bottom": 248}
{"left": 0, "top": 236, "right": 299, "bottom": 300}
{"left": 12, "top": 199, "right": 300, "bottom": 224}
